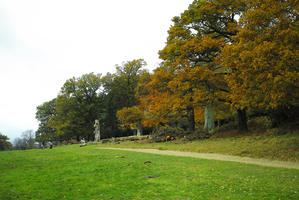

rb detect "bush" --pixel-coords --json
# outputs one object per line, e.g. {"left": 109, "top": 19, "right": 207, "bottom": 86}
{"left": 149, "top": 125, "right": 184, "bottom": 142}
{"left": 149, "top": 125, "right": 212, "bottom": 142}
{"left": 265, "top": 128, "right": 286, "bottom": 136}
{"left": 248, "top": 116, "right": 272, "bottom": 130}
{"left": 181, "top": 129, "right": 211, "bottom": 141}
{"left": 214, "top": 121, "right": 238, "bottom": 133}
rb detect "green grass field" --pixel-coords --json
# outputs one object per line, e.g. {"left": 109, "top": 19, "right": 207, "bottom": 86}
{"left": 0, "top": 144, "right": 298, "bottom": 200}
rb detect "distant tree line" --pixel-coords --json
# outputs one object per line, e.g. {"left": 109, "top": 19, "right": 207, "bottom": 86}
{"left": 35, "top": 0, "right": 298, "bottom": 144}
{"left": 0, "top": 130, "right": 36, "bottom": 151}
{"left": 35, "top": 60, "right": 148, "bottom": 144}
{"left": 13, "top": 130, "right": 36, "bottom": 150}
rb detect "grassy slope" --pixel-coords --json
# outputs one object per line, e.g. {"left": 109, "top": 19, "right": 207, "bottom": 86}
{"left": 0, "top": 145, "right": 298, "bottom": 200}
{"left": 99, "top": 134, "right": 299, "bottom": 162}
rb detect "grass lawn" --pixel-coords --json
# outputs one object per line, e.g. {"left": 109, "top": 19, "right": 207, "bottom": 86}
{"left": 99, "top": 134, "right": 299, "bottom": 162}
{"left": 0, "top": 144, "right": 298, "bottom": 200}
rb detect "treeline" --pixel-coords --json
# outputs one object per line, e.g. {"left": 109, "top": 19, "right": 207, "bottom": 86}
{"left": 36, "top": 0, "right": 298, "bottom": 144}
{"left": 0, "top": 131, "right": 35, "bottom": 151}
{"left": 35, "top": 60, "right": 149, "bottom": 143}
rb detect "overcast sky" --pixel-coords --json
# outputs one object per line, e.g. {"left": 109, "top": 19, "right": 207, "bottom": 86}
{"left": 0, "top": 0, "right": 193, "bottom": 141}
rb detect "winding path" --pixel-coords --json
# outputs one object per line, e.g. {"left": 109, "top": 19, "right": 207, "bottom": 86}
{"left": 100, "top": 147, "right": 299, "bottom": 170}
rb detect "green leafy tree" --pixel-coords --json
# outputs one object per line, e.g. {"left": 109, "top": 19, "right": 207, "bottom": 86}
{"left": 0, "top": 133, "right": 12, "bottom": 151}
{"left": 48, "top": 73, "right": 104, "bottom": 141}
{"left": 114, "top": 59, "right": 147, "bottom": 107}
{"left": 36, "top": 98, "right": 57, "bottom": 144}
{"left": 101, "top": 59, "right": 147, "bottom": 136}
{"left": 117, "top": 106, "right": 144, "bottom": 136}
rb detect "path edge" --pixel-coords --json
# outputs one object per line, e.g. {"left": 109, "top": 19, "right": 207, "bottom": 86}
{"left": 99, "top": 147, "right": 299, "bottom": 170}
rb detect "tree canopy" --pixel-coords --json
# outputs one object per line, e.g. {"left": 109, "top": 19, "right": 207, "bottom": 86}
{"left": 35, "top": 0, "right": 298, "bottom": 143}
{"left": 0, "top": 133, "right": 12, "bottom": 151}
{"left": 219, "top": 0, "right": 299, "bottom": 126}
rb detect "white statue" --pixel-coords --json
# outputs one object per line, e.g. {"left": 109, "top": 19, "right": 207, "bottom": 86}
{"left": 94, "top": 119, "right": 101, "bottom": 142}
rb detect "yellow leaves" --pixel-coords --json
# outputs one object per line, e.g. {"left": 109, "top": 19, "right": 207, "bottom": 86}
{"left": 194, "top": 107, "right": 205, "bottom": 124}
{"left": 142, "top": 0, "right": 298, "bottom": 127}
{"left": 175, "top": 36, "right": 225, "bottom": 67}
{"left": 273, "top": 76, "right": 283, "bottom": 84}
{"left": 145, "top": 69, "right": 173, "bottom": 95}
{"left": 219, "top": 0, "right": 299, "bottom": 110}
{"left": 116, "top": 106, "right": 144, "bottom": 126}
{"left": 167, "top": 25, "right": 191, "bottom": 41}
{"left": 120, "top": 123, "right": 132, "bottom": 129}
{"left": 142, "top": 93, "right": 172, "bottom": 127}
{"left": 183, "top": 36, "right": 224, "bottom": 54}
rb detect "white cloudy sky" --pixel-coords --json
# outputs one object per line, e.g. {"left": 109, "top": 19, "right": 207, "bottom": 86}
{"left": 0, "top": 0, "right": 193, "bottom": 141}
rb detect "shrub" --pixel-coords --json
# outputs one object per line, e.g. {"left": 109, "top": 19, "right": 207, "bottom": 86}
{"left": 265, "top": 128, "right": 286, "bottom": 136}
{"left": 248, "top": 116, "right": 272, "bottom": 130}
{"left": 149, "top": 125, "right": 184, "bottom": 142}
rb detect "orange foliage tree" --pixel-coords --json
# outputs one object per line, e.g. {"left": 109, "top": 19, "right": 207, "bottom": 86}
{"left": 137, "top": 66, "right": 177, "bottom": 128}
{"left": 219, "top": 0, "right": 299, "bottom": 127}
{"left": 158, "top": 0, "right": 244, "bottom": 132}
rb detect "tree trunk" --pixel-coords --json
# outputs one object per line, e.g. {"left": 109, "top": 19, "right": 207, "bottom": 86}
{"left": 187, "top": 106, "right": 195, "bottom": 132}
{"left": 136, "top": 124, "right": 142, "bottom": 136}
{"left": 204, "top": 104, "right": 215, "bottom": 133}
{"left": 237, "top": 108, "right": 248, "bottom": 132}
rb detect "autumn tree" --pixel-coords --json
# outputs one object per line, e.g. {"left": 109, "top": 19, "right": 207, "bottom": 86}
{"left": 158, "top": 0, "right": 245, "bottom": 132}
{"left": 137, "top": 66, "right": 179, "bottom": 129}
{"left": 219, "top": 0, "right": 299, "bottom": 127}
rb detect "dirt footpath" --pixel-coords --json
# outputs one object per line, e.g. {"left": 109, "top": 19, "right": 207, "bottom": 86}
{"left": 100, "top": 147, "right": 299, "bottom": 170}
